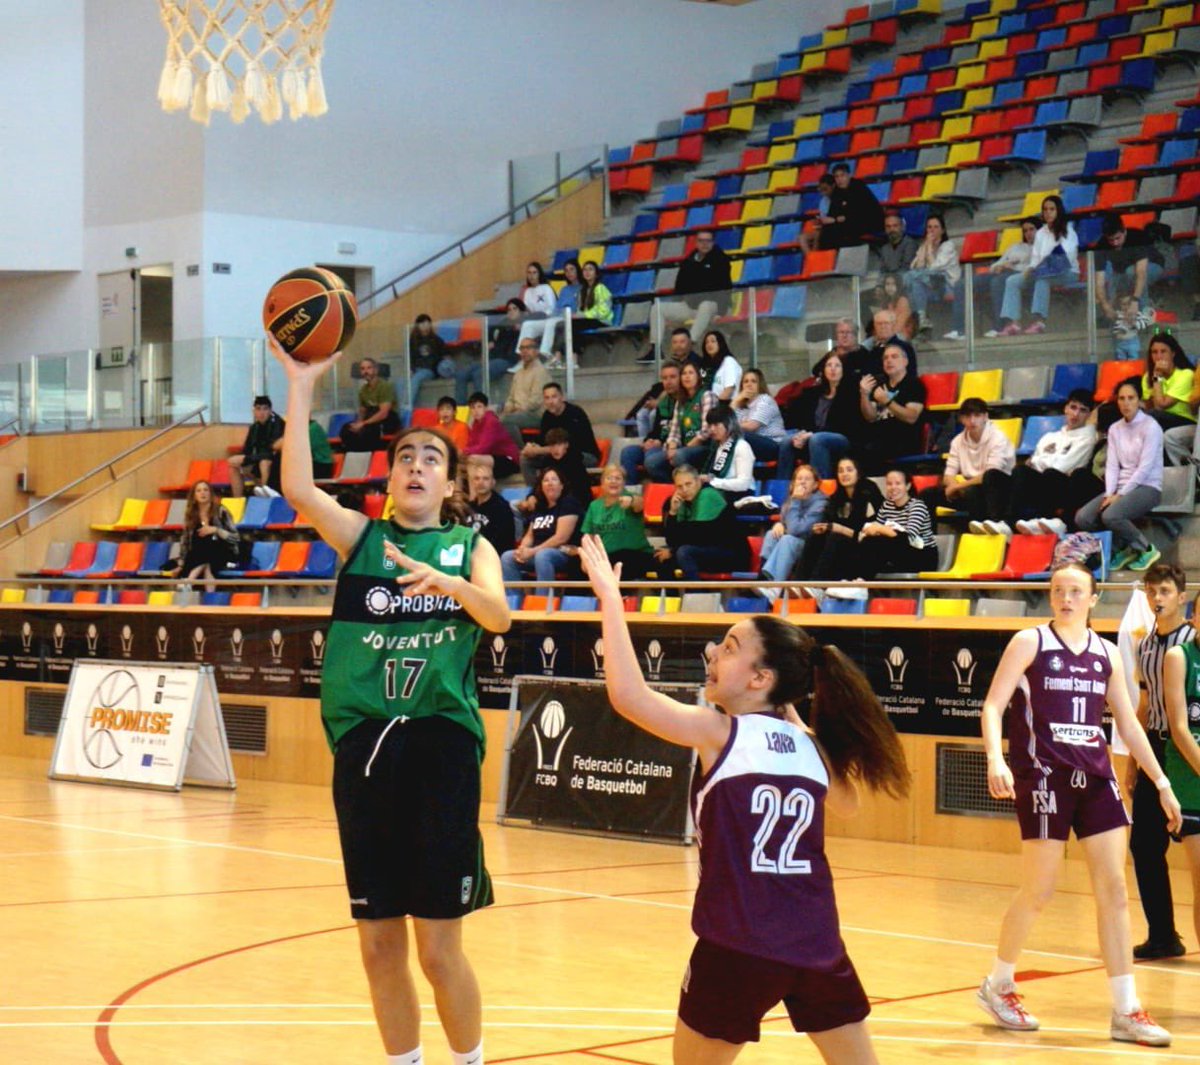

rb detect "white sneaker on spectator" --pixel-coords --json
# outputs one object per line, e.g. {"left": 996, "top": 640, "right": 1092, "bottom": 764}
{"left": 984, "top": 328, "right": 1002, "bottom": 339}
{"left": 1015, "top": 519, "right": 1040, "bottom": 535}
{"left": 968, "top": 520, "right": 988, "bottom": 535}
{"left": 258, "top": 486, "right": 281, "bottom": 499}
{"left": 1037, "top": 518, "right": 1067, "bottom": 536}
{"left": 982, "top": 520, "right": 1012, "bottom": 536}
{"left": 252, "top": 486, "right": 268, "bottom": 498}
{"left": 942, "top": 330, "right": 965, "bottom": 341}
{"left": 827, "top": 583, "right": 868, "bottom": 600}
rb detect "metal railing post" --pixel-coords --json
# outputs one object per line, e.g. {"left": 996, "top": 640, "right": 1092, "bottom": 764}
{"left": 748, "top": 286, "right": 760, "bottom": 370}
{"left": 1085, "top": 250, "right": 1098, "bottom": 360}
{"left": 564, "top": 310, "right": 574, "bottom": 399}
{"left": 212, "top": 338, "right": 223, "bottom": 423}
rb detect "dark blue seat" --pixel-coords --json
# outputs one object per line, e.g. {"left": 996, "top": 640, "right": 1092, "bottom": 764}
{"left": 48, "top": 589, "right": 73, "bottom": 603}
{"left": 237, "top": 496, "right": 272, "bottom": 530}
{"left": 300, "top": 541, "right": 339, "bottom": 579}
{"left": 201, "top": 591, "right": 232, "bottom": 606}
{"left": 137, "top": 540, "right": 172, "bottom": 576}
{"left": 327, "top": 412, "right": 355, "bottom": 441}
{"left": 1023, "top": 362, "right": 1097, "bottom": 406}
{"left": 726, "top": 596, "right": 771, "bottom": 613}
{"left": 219, "top": 540, "right": 279, "bottom": 578}
{"left": 1017, "top": 415, "right": 1066, "bottom": 457}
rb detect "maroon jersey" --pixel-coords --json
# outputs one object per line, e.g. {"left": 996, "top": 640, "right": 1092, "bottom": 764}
{"left": 1008, "top": 624, "right": 1114, "bottom": 779}
{"left": 691, "top": 713, "right": 844, "bottom": 969}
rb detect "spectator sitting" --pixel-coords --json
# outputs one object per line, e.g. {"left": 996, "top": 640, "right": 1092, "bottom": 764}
{"left": 465, "top": 456, "right": 517, "bottom": 557}
{"left": 819, "top": 161, "right": 884, "bottom": 249}
{"left": 516, "top": 427, "right": 593, "bottom": 516}
{"left": 551, "top": 260, "right": 614, "bottom": 368}
{"left": 463, "top": 391, "right": 520, "bottom": 480}
{"left": 578, "top": 465, "right": 654, "bottom": 580}
{"left": 697, "top": 329, "right": 743, "bottom": 402}
{"left": 518, "top": 381, "right": 600, "bottom": 486}
{"left": 170, "top": 479, "right": 240, "bottom": 593}
{"left": 1094, "top": 212, "right": 1165, "bottom": 323}
{"left": 300, "top": 416, "right": 334, "bottom": 483}
{"left": 700, "top": 406, "right": 756, "bottom": 503}
{"left": 524, "top": 258, "right": 580, "bottom": 363}
{"left": 1007, "top": 389, "right": 1099, "bottom": 535}
{"left": 644, "top": 362, "right": 717, "bottom": 482}
{"left": 858, "top": 467, "right": 937, "bottom": 577}
{"left": 778, "top": 352, "right": 862, "bottom": 481}
{"left": 918, "top": 397, "right": 1015, "bottom": 534}
{"left": 875, "top": 210, "right": 920, "bottom": 278}
{"left": 500, "top": 466, "right": 582, "bottom": 596}
{"left": 1142, "top": 332, "right": 1196, "bottom": 432}
{"left": 433, "top": 395, "right": 469, "bottom": 451}
{"left": 408, "top": 313, "right": 455, "bottom": 408}
{"left": 456, "top": 298, "right": 525, "bottom": 402}
{"left": 907, "top": 214, "right": 965, "bottom": 342}
{"left": 642, "top": 229, "right": 732, "bottom": 358}
{"left": 982, "top": 217, "right": 1038, "bottom": 338}
{"left": 621, "top": 362, "right": 682, "bottom": 484}
{"left": 758, "top": 464, "right": 827, "bottom": 602}
{"left": 1076, "top": 378, "right": 1163, "bottom": 572}
{"left": 515, "top": 261, "right": 557, "bottom": 349}
{"left": 730, "top": 368, "right": 788, "bottom": 463}
{"left": 340, "top": 359, "right": 400, "bottom": 453}
{"left": 229, "top": 394, "right": 285, "bottom": 497}
{"left": 824, "top": 317, "right": 883, "bottom": 389}
{"left": 1112, "top": 294, "right": 1147, "bottom": 360}
{"left": 499, "top": 338, "right": 552, "bottom": 446}
{"left": 797, "top": 455, "right": 883, "bottom": 582}
{"left": 656, "top": 464, "right": 749, "bottom": 580}
{"left": 798, "top": 173, "right": 836, "bottom": 253}
{"left": 870, "top": 277, "right": 915, "bottom": 343}
{"left": 858, "top": 338, "right": 926, "bottom": 473}
{"left": 994, "top": 194, "right": 1078, "bottom": 336}
{"left": 1163, "top": 337, "right": 1200, "bottom": 468}
{"left": 627, "top": 329, "right": 701, "bottom": 437}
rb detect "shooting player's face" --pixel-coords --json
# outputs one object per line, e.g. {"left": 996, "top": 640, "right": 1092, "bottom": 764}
{"left": 389, "top": 432, "right": 454, "bottom": 521}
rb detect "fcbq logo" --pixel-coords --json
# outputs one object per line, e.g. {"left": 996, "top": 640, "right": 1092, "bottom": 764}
{"left": 155, "top": 625, "right": 170, "bottom": 659}
{"left": 953, "top": 647, "right": 978, "bottom": 690}
{"left": 885, "top": 646, "right": 909, "bottom": 686}
{"left": 20, "top": 621, "right": 32, "bottom": 653}
{"left": 590, "top": 638, "right": 605, "bottom": 678}
{"left": 533, "top": 699, "right": 572, "bottom": 776}
{"left": 644, "top": 639, "right": 665, "bottom": 679}
{"left": 230, "top": 628, "right": 245, "bottom": 662}
{"left": 120, "top": 624, "right": 134, "bottom": 656}
{"left": 269, "top": 629, "right": 284, "bottom": 663}
{"left": 52, "top": 623, "right": 65, "bottom": 655}
{"left": 310, "top": 630, "right": 326, "bottom": 664}
{"left": 192, "top": 626, "right": 207, "bottom": 660}
{"left": 85, "top": 623, "right": 99, "bottom": 655}
{"left": 489, "top": 634, "right": 508, "bottom": 672}
{"left": 539, "top": 636, "right": 558, "bottom": 674}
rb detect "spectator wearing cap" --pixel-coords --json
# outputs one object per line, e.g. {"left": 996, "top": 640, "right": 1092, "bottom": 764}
{"left": 918, "top": 397, "right": 1015, "bottom": 534}
{"left": 229, "top": 394, "right": 285, "bottom": 497}
{"left": 1094, "top": 212, "right": 1165, "bottom": 322}
{"left": 341, "top": 357, "right": 400, "bottom": 452}
{"left": 858, "top": 338, "right": 926, "bottom": 473}
{"left": 1006, "top": 389, "right": 1100, "bottom": 535}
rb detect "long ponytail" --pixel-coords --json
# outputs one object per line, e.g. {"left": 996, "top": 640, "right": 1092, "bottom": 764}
{"left": 749, "top": 616, "right": 910, "bottom": 798}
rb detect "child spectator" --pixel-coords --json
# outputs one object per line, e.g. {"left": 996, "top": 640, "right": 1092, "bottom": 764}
{"left": 434, "top": 395, "right": 468, "bottom": 450}
{"left": 1113, "top": 295, "right": 1147, "bottom": 360}
{"left": 759, "top": 464, "right": 827, "bottom": 602}
{"left": 463, "top": 391, "right": 520, "bottom": 480}
{"left": 408, "top": 314, "right": 455, "bottom": 408}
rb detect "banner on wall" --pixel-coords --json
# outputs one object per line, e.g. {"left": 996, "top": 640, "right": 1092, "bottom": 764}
{"left": 49, "top": 660, "right": 236, "bottom": 792}
{"left": 499, "top": 676, "right": 698, "bottom": 843}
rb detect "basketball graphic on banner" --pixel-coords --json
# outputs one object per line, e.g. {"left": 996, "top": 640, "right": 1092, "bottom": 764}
{"left": 82, "top": 668, "right": 140, "bottom": 770}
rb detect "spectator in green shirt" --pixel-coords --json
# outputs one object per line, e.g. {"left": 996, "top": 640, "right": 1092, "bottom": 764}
{"left": 341, "top": 357, "right": 401, "bottom": 451}
{"left": 1141, "top": 333, "right": 1196, "bottom": 432}
{"left": 577, "top": 466, "right": 654, "bottom": 579}
{"left": 656, "top": 464, "right": 749, "bottom": 580}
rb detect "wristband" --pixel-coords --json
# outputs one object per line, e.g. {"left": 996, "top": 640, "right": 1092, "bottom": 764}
{"left": 1155, "top": 774, "right": 1171, "bottom": 792}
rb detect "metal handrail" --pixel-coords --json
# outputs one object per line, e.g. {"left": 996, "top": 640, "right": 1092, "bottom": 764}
{"left": 0, "top": 416, "right": 21, "bottom": 437}
{"left": 359, "top": 156, "right": 603, "bottom": 312}
{"left": 0, "top": 405, "right": 209, "bottom": 538}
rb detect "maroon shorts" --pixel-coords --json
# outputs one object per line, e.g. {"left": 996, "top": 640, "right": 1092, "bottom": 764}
{"left": 678, "top": 937, "right": 870, "bottom": 1045}
{"left": 1014, "top": 766, "right": 1130, "bottom": 842}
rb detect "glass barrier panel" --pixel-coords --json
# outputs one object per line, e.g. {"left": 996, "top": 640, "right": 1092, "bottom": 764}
{"left": 92, "top": 347, "right": 137, "bottom": 428}
{"left": 165, "top": 338, "right": 215, "bottom": 423}
{"left": 64, "top": 349, "right": 92, "bottom": 427}
{"left": 0, "top": 363, "right": 23, "bottom": 431}
{"left": 32, "top": 353, "right": 68, "bottom": 431}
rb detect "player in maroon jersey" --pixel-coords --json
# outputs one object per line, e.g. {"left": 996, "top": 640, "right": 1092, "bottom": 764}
{"left": 979, "top": 562, "right": 1182, "bottom": 1047}
{"left": 580, "top": 534, "right": 909, "bottom": 1063}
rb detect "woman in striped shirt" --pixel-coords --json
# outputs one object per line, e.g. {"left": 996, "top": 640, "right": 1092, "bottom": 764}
{"left": 857, "top": 467, "right": 937, "bottom": 577}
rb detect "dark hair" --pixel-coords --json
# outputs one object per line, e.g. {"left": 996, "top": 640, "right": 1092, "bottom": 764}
{"left": 883, "top": 466, "right": 913, "bottom": 486}
{"left": 747, "top": 617, "right": 910, "bottom": 797}
{"left": 543, "top": 381, "right": 564, "bottom": 396}
{"left": 818, "top": 173, "right": 836, "bottom": 188}
{"left": 1042, "top": 194, "right": 1069, "bottom": 240}
{"left": 436, "top": 395, "right": 456, "bottom": 411}
{"left": 579, "top": 260, "right": 604, "bottom": 313}
{"left": 959, "top": 396, "right": 989, "bottom": 417}
{"left": 1147, "top": 331, "right": 1191, "bottom": 370}
{"left": 831, "top": 162, "right": 850, "bottom": 175}
{"left": 253, "top": 395, "right": 272, "bottom": 408}
{"left": 544, "top": 427, "right": 570, "bottom": 446}
{"left": 1101, "top": 211, "right": 1126, "bottom": 238}
{"left": 926, "top": 214, "right": 949, "bottom": 240}
{"left": 414, "top": 313, "right": 432, "bottom": 326}
{"left": 467, "top": 392, "right": 489, "bottom": 406}
{"left": 1143, "top": 562, "right": 1186, "bottom": 592}
{"left": 525, "top": 261, "right": 548, "bottom": 285}
{"left": 1114, "top": 375, "right": 1142, "bottom": 400}
{"left": 671, "top": 326, "right": 692, "bottom": 341}
{"left": 813, "top": 352, "right": 844, "bottom": 395}
{"left": 704, "top": 405, "right": 739, "bottom": 436}
{"left": 533, "top": 464, "right": 565, "bottom": 508}
{"left": 1022, "top": 216, "right": 1040, "bottom": 231}
{"left": 882, "top": 337, "right": 915, "bottom": 366}
{"left": 506, "top": 298, "right": 527, "bottom": 313}
{"left": 1065, "top": 388, "right": 1095, "bottom": 410}
{"left": 701, "top": 329, "right": 736, "bottom": 367}
{"left": 832, "top": 454, "right": 864, "bottom": 495}
{"left": 386, "top": 426, "right": 468, "bottom": 523}
{"left": 562, "top": 258, "right": 581, "bottom": 283}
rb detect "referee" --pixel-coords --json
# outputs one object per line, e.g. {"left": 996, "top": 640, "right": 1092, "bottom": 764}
{"left": 1130, "top": 563, "right": 1193, "bottom": 958}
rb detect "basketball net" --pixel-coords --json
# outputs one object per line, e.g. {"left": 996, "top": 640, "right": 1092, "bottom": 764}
{"left": 156, "top": 0, "right": 336, "bottom": 125}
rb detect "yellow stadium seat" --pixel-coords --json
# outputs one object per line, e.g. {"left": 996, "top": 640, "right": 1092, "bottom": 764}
{"left": 1140, "top": 30, "right": 1175, "bottom": 56}
{"left": 958, "top": 369, "right": 1004, "bottom": 406}
{"left": 456, "top": 405, "right": 469, "bottom": 423}
{"left": 740, "top": 198, "right": 772, "bottom": 224}
{"left": 147, "top": 591, "right": 174, "bottom": 606}
{"left": 990, "top": 0, "right": 1017, "bottom": 12}
{"left": 960, "top": 87, "right": 994, "bottom": 113}
{"left": 752, "top": 79, "right": 778, "bottom": 101}
{"left": 765, "top": 143, "right": 795, "bottom": 167}
{"left": 976, "top": 39, "right": 1007, "bottom": 61}
{"left": 954, "top": 63, "right": 986, "bottom": 89}
{"left": 91, "top": 498, "right": 148, "bottom": 532}
{"left": 729, "top": 260, "right": 745, "bottom": 284}
{"left": 823, "top": 27, "right": 848, "bottom": 45}
{"left": 913, "top": 173, "right": 957, "bottom": 200}
{"left": 801, "top": 51, "right": 827, "bottom": 72}
{"left": 739, "top": 225, "right": 773, "bottom": 252}
{"left": 992, "top": 418, "right": 1023, "bottom": 450}
{"left": 1, "top": 588, "right": 25, "bottom": 603}
{"left": 924, "top": 598, "right": 972, "bottom": 617}
{"left": 792, "top": 115, "right": 821, "bottom": 137}
{"left": 945, "top": 142, "right": 981, "bottom": 168}
{"left": 940, "top": 116, "right": 974, "bottom": 141}
{"left": 713, "top": 105, "right": 755, "bottom": 134}
{"left": 969, "top": 17, "right": 999, "bottom": 39}
{"left": 640, "top": 596, "right": 682, "bottom": 614}
{"left": 767, "top": 167, "right": 799, "bottom": 192}
{"left": 994, "top": 226, "right": 1024, "bottom": 257}
{"left": 222, "top": 496, "right": 247, "bottom": 523}
{"left": 999, "top": 190, "right": 1058, "bottom": 223}
{"left": 576, "top": 245, "right": 605, "bottom": 268}
{"left": 919, "top": 534, "right": 1007, "bottom": 580}
{"left": 1162, "top": 4, "right": 1194, "bottom": 28}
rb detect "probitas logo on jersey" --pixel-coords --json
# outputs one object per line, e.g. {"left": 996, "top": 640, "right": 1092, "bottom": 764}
{"left": 366, "top": 585, "right": 397, "bottom": 616}
{"left": 533, "top": 699, "right": 573, "bottom": 773}
{"left": 644, "top": 639, "right": 665, "bottom": 679}
{"left": 489, "top": 635, "right": 508, "bottom": 672}
{"left": 885, "top": 646, "right": 909, "bottom": 686}
{"left": 1189, "top": 700, "right": 1200, "bottom": 724}
{"left": 952, "top": 648, "right": 977, "bottom": 690}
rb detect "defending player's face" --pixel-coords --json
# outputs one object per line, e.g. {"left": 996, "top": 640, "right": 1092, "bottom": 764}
{"left": 1144, "top": 580, "right": 1185, "bottom": 619}
{"left": 388, "top": 433, "right": 453, "bottom": 515}
{"left": 704, "top": 621, "right": 768, "bottom": 707}
{"left": 1049, "top": 567, "right": 1097, "bottom": 623}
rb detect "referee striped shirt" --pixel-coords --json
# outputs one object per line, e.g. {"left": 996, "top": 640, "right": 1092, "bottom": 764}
{"left": 876, "top": 497, "right": 934, "bottom": 549}
{"left": 1137, "top": 622, "right": 1195, "bottom": 734}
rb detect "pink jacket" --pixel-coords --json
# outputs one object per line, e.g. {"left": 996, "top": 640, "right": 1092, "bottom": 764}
{"left": 465, "top": 409, "right": 520, "bottom": 464}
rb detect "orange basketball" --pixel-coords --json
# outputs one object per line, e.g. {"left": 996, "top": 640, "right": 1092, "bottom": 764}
{"left": 262, "top": 266, "right": 358, "bottom": 363}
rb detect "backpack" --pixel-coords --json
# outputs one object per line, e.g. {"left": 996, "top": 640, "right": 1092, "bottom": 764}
{"left": 1051, "top": 531, "right": 1103, "bottom": 572}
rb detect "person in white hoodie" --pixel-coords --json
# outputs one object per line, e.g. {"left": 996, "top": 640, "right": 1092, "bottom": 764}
{"left": 1009, "top": 389, "right": 1100, "bottom": 535}
{"left": 918, "top": 397, "right": 1016, "bottom": 533}
{"left": 995, "top": 194, "right": 1079, "bottom": 336}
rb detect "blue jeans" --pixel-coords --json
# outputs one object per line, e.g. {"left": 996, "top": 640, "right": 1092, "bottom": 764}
{"left": 455, "top": 356, "right": 515, "bottom": 404}
{"left": 908, "top": 269, "right": 964, "bottom": 332}
{"left": 408, "top": 359, "right": 456, "bottom": 407}
{"left": 760, "top": 532, "right": 806, "bottom": 581}
{"left": 1001, "top": 266, "right": 1075, "bottom": 323}
{"left": 621, "top": 441, "right": 657, "bottom": 483}
{"left": 675, "top": 543, "right": 740, "bottom": 580}
{"left": 644, "top": 443, "right": 710, "bottom": 482}
{"left": 776, "top": 432, "right": 850, "bottom": 481}
{"left": 742, "top": 430, "right": 784, "bottom": 463}
{"left": 501, "top": 546, "right": 574, "bottom": 598}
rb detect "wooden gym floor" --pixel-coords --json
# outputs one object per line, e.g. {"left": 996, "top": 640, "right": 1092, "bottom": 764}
{"left": 2, "top": 755, "right": 1199, "bottom": 1064}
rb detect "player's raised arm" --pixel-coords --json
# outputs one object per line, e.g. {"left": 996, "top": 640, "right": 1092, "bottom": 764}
{"left": 268, "top": 336, "right": 366, "bottom": 556}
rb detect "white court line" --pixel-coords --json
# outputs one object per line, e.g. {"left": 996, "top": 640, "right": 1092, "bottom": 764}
{"left": 0, "top": 844, "right": 191, "bottom": 859}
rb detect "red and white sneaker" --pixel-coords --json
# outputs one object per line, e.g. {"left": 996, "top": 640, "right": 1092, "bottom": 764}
{"left": 1111, "top": 1009, "right": 1170, "bottom": 1046}
{"left": 977, "top": 977, "right": 1040, "bottom": 1030}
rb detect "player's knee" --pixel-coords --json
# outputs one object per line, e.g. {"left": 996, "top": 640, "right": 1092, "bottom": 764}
{"left": 415, "top": 937, "right": 463, "bottom": 987}
{"left": 1021, "top": 881, "right": 1057, "bottom": 912}
{"left": 358, "top": 921, "right": 407, "bottom": 973}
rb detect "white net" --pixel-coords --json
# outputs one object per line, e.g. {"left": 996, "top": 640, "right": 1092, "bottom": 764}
{"left": 156, "top": 0, "right": 336, "bottom": 124}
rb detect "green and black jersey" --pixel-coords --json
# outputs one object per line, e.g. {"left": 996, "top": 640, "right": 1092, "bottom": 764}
{"left": 1166, "top": 641, "right": 1200, "bottom": 811}
{"left": 321, "top": 518, "right": 483, "bottom": 752}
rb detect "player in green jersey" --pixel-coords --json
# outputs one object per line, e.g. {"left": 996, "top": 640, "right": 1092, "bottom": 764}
{"left": 1163, "top": 633, "right": 1200, "bottom": 957}
{"left": 271, "top": 338, "right": 510, "bottom": 1065}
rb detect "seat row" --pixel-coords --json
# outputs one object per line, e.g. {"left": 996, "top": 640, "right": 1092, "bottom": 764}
{"left": 5, "top": 587, "right": 266, "bottom": 608}
{"left": 93, "top": 493, "right": 305, "bottom": 532}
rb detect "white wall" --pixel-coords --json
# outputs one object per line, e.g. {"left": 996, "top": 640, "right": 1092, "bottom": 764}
{"left": 0, "top": 0, "right": 846, "bottom": 363}
{"left": 0, "top": 2, "right": 84, "bottom": 271}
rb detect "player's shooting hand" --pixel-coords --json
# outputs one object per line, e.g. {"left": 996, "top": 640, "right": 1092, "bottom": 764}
{"left": 383, "top": 541, "right": 460, "bottom": 598}
{"left": 266, "top": 333, "right": 343, "bottom": 382}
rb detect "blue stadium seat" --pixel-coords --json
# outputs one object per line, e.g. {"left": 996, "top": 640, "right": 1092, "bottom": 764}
{"left": 736, "top": 257, "right": 778, "bottom": 287}
{"left": 201, "top": 591, "right": 232, "bottom": 606}
{"left": 1023, "top": 362, "right": 1098, "bottom": 406}
{"left": 220, "top": 541, "right": 280, "bottom": 578}
{"left": 137, "top": 540, "right": 172, "bottom": 575}
{"left": 551, "top": 249, "right": 577, "bottom": 272}
{"left": 48, "top": 589, "right": 73, "bottom": 603}
{"left": 300, "top": 541, "right": 339, "bottom": 579}
{"left": 266, "top": 498, "right": 297, "bottom": 526}
{"left": 237, "top": 496, "right": 272, "bottom": 530}
{"left": 819, "top": 596, "right": 868, "bottom": 614}
{"left": 763, "top": 284, "right": 807, "bottom": 319}
{"left": 64, "top": 540, "right": 118, "bottom": 579}
{"left": 1017, "top": 415, "right": 1066, "bottom": 457}
{"left": 327, "top": 412, "right": 355, "bottom": 441}
{"left": 560, "top": 595, "right": 599, "bottom": 612}
{"left": 726, "top": 596, "right": 771, "bottom": 613}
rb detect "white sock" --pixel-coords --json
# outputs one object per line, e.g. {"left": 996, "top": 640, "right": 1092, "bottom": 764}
{"left": 450, "top": 1042, "right": 483, "bottom": 1065}
{"left": 989, "top": 958, "right": 1016, "bottom": 991}
{"left": 1110, "top": 974, "right": 1140, "bottom": 1015}
{"left": 387, "top": 1049, "right": 422, "bottom": 1065}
